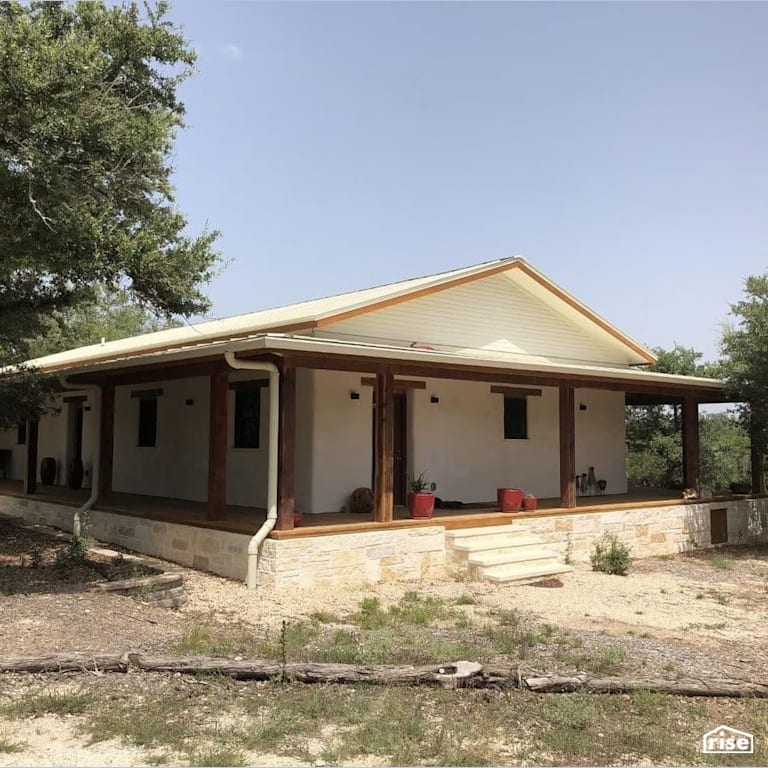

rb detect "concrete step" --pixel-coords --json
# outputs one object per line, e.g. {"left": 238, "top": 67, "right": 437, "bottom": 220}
{"left": 479, "top": 562, "right": 573, "bottom": 584}
{"left": 467, "top": 547, "right": 559, "bottom": 567}
{"left": 450, "top": 533, "right": 543, "bottom": 552}
{"left": 445, "top": 523, "right": 524, "bottom": 540}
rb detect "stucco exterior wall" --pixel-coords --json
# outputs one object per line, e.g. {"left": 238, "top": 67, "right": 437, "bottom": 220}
{"left": 112, "top": 372, "right": 270, "bottom": 507}
{"left": 0, "top": 391, "right": 98, "bottom": 487}
{"left": 300, "top": 376, "right": 628, "bottom": 512}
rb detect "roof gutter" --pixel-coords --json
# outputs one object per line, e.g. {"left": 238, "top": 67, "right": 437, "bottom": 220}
{"left": 223, "top": 351, "right": 279, "bottom": 589}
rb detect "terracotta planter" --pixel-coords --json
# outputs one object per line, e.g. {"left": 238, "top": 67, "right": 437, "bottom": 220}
{"left": 521, "top": 496, "right": 537, "bottom": 511}
{"left": 40, "top": 457, "right": 56, "bottom": 486}
{"left": 497, "top": 487, "right": 524, "bottom": 512}
{"left": 408, "top": 492, "right": 435, "bottom": 518}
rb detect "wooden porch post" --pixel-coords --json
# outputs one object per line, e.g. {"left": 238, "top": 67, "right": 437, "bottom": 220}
{"left": 559, "top": 386, "right": 576, "bottom": 509}
{"left": 207, "top": 371, "right": 229, "bottom": 520}
{"left": 276, "top": 365, "right": 296, "bottom": 531}
{"left": 374, "top": 370, "right": 394, "bottom": 523}
{"left": 682, "top": 397, "right": 700, "bottom": 494}
{"left": 98, "top": 384, "right": 115, "bottom": 499}
{"left": 750, "top": 418, "right": 765, "bottom": 494}
{"left": 23, "top": 420, "right": 39, "bottom": 495}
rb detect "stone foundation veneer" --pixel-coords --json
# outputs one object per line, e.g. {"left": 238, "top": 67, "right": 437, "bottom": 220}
{"left": 0, "top": 496, "right": 251, "bottom": 582}
{"left": 501, "top": 498, "right": 768, "bottom": 562}
{"left": 1, "top": 494, "right": 766, "bottom": 586}
{"left": 256, "top": 526, "right": 446, "bottom": 588}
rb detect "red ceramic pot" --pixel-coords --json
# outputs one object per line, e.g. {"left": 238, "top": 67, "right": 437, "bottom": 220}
{"left": 293, "top": 510, "right": 303, "bottom": 527}
{"left": 521, "top": 496, "right": 538, "bottom": 511}
{"left": 408, "top": 492, "right": 435, "bottom": 518}
{"left": 497, "top": 487, "right": 524, "bottom": 512}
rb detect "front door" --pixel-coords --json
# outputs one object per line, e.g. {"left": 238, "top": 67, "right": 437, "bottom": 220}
{"left": 371, "top": 391, "right": 408, "bottom": 506}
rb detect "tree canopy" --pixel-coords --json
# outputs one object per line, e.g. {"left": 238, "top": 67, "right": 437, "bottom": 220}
{"left": 0, "top": 1, "right": 219, "bottom": 367}
{"left": 0, "top": 1, "right": 219, "bottom": 425}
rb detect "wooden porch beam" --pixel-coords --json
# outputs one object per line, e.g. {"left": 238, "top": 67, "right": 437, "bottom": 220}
{"left": 207, "top": 371, "right": 229, "bottom": 520}
{"left": 360, "top": 377, "right": 426, "bottom": 390}
{"left": 490, "top": 385, "right": 542, "bottom": 397}
{"left": 99, "top": 385, "right": 115, "bottom": 499}
{"left": 374, "top": 371, "right": 395, "bottom": 523}
{"left": 682, "top": 397, "right": 700, "bottom": 493}
{"left": 750, "top": 422, "right": 765, "bottom": 495}
{"left": 276, "top": 366, "right": 296, "bottom": 532}
{"left": 23, "top": 420, "right": 39, "bottom": 495}
{"left": 559, "top": 386, "right": 576, "bottom": 509}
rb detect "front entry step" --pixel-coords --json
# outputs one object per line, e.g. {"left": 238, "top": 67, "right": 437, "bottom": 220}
{"left": 446, "top": 526, "right": 572, "bottom": 584}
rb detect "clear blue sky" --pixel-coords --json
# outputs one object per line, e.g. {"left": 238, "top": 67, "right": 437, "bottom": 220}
{"left": 167, "top": 2, "right": 767, "bottom": 363}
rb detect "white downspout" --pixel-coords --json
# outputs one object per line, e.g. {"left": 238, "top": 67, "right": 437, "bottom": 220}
{"left": 223, "top": 351, "right": 279, "bottom": 588}
{"left": 58, "top": 376, "right": 102, "bottom": 539}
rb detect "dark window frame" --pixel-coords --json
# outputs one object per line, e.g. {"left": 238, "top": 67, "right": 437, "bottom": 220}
{"left": 234, "top": 388, "right": 261, "bottom": 449}
{"left": 137, "top": 397, "right": 158, "bottom": 448}
{"left": 503, "top": 397, "right": 528, "bottom": 440}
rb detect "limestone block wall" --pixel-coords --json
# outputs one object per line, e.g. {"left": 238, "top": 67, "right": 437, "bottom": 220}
{"left": 256, "top": 526, "right": 447, "bottom": 588}
{"left": 507, "top": 498, "right": 768, "bottom": 562}
{"left": 0, "top": 496, "right": 251, "bottom": 581}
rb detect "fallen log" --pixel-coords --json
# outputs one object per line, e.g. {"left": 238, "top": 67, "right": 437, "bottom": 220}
{"left": 0, "top": 654, "right": 127, "bottom": 674}
{"left": 0, "top": 654, "right": 766, "bottom": 698}
{"left": 524, "top": 674, "right": 768, "bottom": 698}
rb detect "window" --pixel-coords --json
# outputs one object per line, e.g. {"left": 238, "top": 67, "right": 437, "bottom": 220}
{"left": 16, "top": 421, "right": 26, "bottom": 445}
{"left": 234, "top": 389, "right": 261, "bottom": 449}
{"left": 137, "top": 397, "right": 158, "bottom": 447}
{"left": 503, "top": 397, "right": 527, "bottom": 440}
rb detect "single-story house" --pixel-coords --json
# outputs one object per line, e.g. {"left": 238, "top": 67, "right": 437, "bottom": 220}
{"left": 1, "top": 257, "right": 766, "bottom": 587}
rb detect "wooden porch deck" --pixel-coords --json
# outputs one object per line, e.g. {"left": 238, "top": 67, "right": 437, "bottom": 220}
{"left": 0, "top": 480, "right": 710, "bottom": 538}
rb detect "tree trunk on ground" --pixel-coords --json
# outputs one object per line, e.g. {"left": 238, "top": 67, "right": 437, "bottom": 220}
{"left": 1, "top": 655, "right": 766, "bottom": 698}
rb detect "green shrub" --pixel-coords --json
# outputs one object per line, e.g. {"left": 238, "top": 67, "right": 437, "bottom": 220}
{"left": 590, "top": 533, "right": 632, "bottom": 576}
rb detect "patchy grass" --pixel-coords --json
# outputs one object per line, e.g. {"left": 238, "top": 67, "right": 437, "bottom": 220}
{"left": 558, "top": 643, "right": 627, "bottom": 675}
{"left": 9, "top": 677, "right": 758, "bottom": 766}
{"left": 709, "top": 553, "right": 733, "bottom": 570}
{"left": 0, "top": 733, "right": 24, "bottom": 753}
{"left": 453, "top": 593, "right": 477, "bottom": 605}
{"left": 0, "top": 691, "right": 93, "bottom": 718}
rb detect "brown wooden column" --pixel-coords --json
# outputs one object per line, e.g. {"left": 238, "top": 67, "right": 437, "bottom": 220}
{"left": 23, "top": 420, "right": 38, "bottom": 495}
{"left": 750, "top": 419, "right": 765, "bottom": 494}
{"left": 559, "top": 386, "right": 576, "bottom": 508}
{"left": 207, "top": 371, "right": 229, "bottom": 520}
{"left": 374, "top": 370, "right": 395, "bottom": 522}
{"left": 682, "top": 397, "right": 700, "bottom": 494}
{"left": 276, "top": 365, "right": 296, "bottom": 531}
{"left": 98, "top": 384, "right": 115, "bottom": 499}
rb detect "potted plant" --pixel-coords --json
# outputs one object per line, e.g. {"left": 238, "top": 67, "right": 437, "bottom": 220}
{"left": 408, "top": 472, "right": 435, "bottom": 518}
{"left": 521, "top": 493, "right": 537, "bottom": 511}
{"left": 497, "top": 487, "right": 524, "bottom": 512}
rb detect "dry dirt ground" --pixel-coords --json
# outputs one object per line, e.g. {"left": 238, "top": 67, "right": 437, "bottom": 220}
{"left": 1, "top": 520, "right": 767, "bottom": 766}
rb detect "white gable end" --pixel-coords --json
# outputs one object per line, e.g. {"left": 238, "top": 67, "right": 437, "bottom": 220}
{"left": 318, "top": 272, "right": 636, "bottom": 367}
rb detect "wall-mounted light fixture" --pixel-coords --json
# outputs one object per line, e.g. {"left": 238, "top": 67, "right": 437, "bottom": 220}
{"left": 579, "top": 403, "right": 587, "bottom": 411}
{"left": 350, "top": 391, "right": 360, "bottom": 400}
{"left": 83, "top": 406, "right": 91, "bottom": 412}
{"left": 430, "top": 395, "right": 440, "bottom": 404}
{"left": 185, "top": 399, "right": 194, "bottom": 406}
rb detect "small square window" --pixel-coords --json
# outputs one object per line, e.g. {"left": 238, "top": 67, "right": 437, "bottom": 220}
{"left": 234, "top": 389, "right": 260, "bottom": 449}
{"left": 16, "top": 422, "right": 26, "bottom": 445}
{"left": 504, "top": 397, "right": 527, "bottom": 440}
{"left": 138, "top": 397, "right": 158, "bottom": 447}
